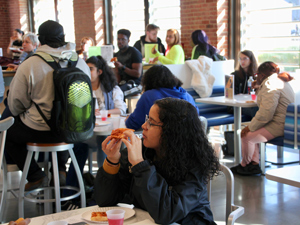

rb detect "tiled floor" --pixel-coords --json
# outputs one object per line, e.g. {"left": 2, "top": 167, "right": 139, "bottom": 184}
{"left": 1, "top": 128, "right": 300, "bottom": 225}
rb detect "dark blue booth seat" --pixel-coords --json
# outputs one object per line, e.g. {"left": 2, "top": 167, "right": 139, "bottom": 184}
{"left": 188, "top": 86, "right": 252, "bottom": 127}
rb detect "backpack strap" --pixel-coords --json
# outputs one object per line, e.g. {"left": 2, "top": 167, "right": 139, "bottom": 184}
{"left": 34, "top": 51, "right": 79, "bottom": 69}
{"left": 33, "top": 101, "right": 52, "bottom": 129}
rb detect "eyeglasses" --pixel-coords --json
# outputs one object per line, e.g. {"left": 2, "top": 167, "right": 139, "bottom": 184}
{"left": 145, "top": 115, "right": 162, "bottom": 129}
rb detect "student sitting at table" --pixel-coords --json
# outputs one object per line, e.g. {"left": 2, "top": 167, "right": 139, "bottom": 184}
{"left": 85, "top": 55, "right": 127, "bottom": 166}
{"left": 125, "top": 65, "right": 199, "bottom": 131}
{"left": 95, "top": 98, "right": 220, "bottom": 225}
{"left": 6, "top": 32, "right": 39, "bottom": 71}
{"left": 231, "top": 61, "right": 294, "bottom": 175}
{"left": 228, "top": 50, "right": 258, "bottom": 118}
{"left": 151, "top": 29, "right": 185, "bottom": 64}
{"left": 190, "top": 30, "right": 225, "bottom": 61}
{"left": 7, "top": 28, "right": 24, "bottom": 60}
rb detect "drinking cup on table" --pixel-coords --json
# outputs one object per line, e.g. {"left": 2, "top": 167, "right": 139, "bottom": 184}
{"left": 100, "top": 110, "right": 108, "bottom": 121}
{"left": 47, "top": 221, "right": 68, "bottom": 225}
{"left": 106, "top": 209, "right": 125, "bottom": 225}
{"left": 250, "top": 91, "right": 256, "bottom": 100}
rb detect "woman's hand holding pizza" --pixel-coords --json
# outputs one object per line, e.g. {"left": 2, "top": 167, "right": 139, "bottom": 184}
{"left": 102, "top": 136, "right": 123, "bottom": 164}
{"left": 121, "top": 130, "right": 143, "bottom": 167}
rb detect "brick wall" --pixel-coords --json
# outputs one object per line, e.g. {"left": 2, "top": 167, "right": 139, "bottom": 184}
{"left": 0, "top": 0, "right": 228, "bottom": 58}
{"left": 181, "top": 0, "right": 229, "bottom": 58}
{"left": 73, "top": 0, "right": 105, "bottom": 51}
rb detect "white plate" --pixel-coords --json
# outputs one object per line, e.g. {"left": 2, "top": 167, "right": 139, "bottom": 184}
{"left": 81, "top": 206, "right": 135, "bottom": 224}
{"left": 95, "top": 121, "right": 111, "bottom": 126}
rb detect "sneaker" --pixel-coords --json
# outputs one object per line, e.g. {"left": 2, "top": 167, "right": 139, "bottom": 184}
{"left": 237, "top": 164, "right": 262, "bottom": 176}
{"left": 230, "top": 164, "right": 242, "bottom": 174}
{"left": 25, "top": 176, "right": 48, "bottom": 191}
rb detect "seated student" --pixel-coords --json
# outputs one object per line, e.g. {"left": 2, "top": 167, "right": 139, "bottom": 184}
{"left": 190, "top": 30, "right": 225, "bottom": 61}
{"left": 133, "top": 24, "right": 166, "bottom": 58}
{"left": 7, "top": 28, "right": 24, "bottom": 59}
{"left": 232, "top": 50, "right": 258, "bottom": 94}
{"left": 86, "top": 55, "right": 127, "bottom": 166}
{"left": 4, "top": 20, "right": 90, "bottom": 191}
{"left": 113, "top": 29, "right": 143, "bottom": 89}
{"left": 7, "top": 32, "right": 39, "bottom": 70}
{"left": 94, "top": 98, "right": 220, "bottom": 225}
{"left": 229, "top": 50, "right": 258, "bottom": 118}
{"left": 77, "top": 36, "right": 95, "bottom": 61}
{"left": 125, "top": 65, "right": 199, "bottom": 131}
{"left": 151, "top": 29, "right": 184, "bottom": 64}
{"left": 231, "top": 62, "right": 294, "bottom": 175}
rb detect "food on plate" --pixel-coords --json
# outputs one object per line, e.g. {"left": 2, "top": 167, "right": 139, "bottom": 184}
{"left": 91, "top": 211, "right": 108, "bottom": 221}
{"left": 111, "top": 128, "right": 134, "bottom": 139}
{"left": 246, "top": 100, "right": 255, "bottom": 103}
{"left": 110, "top": 57, "right": 118, "bottom": 62}
{"left": 6, "top": 67, "right": 15, "bottom": 71}
{"left": 15, "top": 218, "right": 24, "bottom": 224}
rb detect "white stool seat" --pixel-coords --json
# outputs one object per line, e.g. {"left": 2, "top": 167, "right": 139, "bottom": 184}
{"left": 18, "top": 142, "right": 86, "bottom": 218}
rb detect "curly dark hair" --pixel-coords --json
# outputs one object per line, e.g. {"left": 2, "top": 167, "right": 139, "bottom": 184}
{"left": 86, "top": 56, "right": 117, "bottom": 92}
{"left": 141, "top": 65, "right": 183, "bottom": 92}
{"left": 153, "top": 98, "right": 220, "bottom": 185}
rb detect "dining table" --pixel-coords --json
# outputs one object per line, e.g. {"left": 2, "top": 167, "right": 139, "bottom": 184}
{"left": 0, "top": 205, "right": 179, "bottom": 225}
{"left": 196, "top": 94, "right": 257, "bottom": 163}
{"left": 265, "top": 165, "right": 300, "bottom": 188}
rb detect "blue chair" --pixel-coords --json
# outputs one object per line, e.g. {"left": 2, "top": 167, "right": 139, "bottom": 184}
{"left": 259, "top": 104, "right": 300, "bottom": 174}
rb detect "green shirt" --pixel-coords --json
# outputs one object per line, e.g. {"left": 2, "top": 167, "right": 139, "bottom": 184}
{"left": 154, "top": 44, "right": 185, "bottom": 64}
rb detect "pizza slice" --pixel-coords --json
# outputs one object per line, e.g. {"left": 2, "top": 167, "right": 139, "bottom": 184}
{"left": 110, "top": 57, "right": 118, "bottom": 62}
{"left": 111, "top": 128, "right": 134, "bottom": 140}
{"left": 91, "top": 211, "right": 108, "bottom": 221}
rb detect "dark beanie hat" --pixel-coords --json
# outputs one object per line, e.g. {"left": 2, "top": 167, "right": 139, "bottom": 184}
{"left": 38, "top": 20, "right": 67, "bottom": 48}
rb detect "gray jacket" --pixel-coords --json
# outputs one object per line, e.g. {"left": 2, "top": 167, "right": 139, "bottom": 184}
{"left": 8, "top": 43, "right": 91, "bottom": 130}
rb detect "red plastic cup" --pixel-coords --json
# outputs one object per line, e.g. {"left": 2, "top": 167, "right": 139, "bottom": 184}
{"left": 251, "top": 91, "right": 256, "bottom": 100}
{"left": 106, "top": 209, "right": 125, "bottom": 225}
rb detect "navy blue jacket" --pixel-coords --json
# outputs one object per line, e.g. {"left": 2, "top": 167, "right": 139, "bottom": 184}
{"left": 94, "top": 146, "right": 216, "bottom": 225}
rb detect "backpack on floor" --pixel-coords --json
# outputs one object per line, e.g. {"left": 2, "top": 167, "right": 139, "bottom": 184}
{"left": 34, "top": 52, "right": 95, "bottom": 143}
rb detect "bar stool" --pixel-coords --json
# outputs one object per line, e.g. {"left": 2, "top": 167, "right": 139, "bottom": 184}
{"left": 18, "top": 143, "right": 86, "bottom": 218}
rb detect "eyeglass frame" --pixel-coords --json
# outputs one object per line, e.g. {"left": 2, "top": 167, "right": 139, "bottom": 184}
{"left": 145, "top": 115, "right": 162, "bottom": 129}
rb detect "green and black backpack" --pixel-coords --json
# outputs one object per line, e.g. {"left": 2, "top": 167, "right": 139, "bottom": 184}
{"left": 34, "top": 52, "right": 95, "bottom": 143}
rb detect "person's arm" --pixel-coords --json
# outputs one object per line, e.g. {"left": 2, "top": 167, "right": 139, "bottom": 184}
{"left": 115, "top": 61, "right": 142, "bottom": 79}
{"left": 248, "top": 83, "right": 280, "bottom": 132}
{"left": 154, "top": 45, "right": 184, "bottom": 64}
{"left": 94, "top": 146, "right": 133, "bottom": 207}
{"left": 131, "top": 162, "right": 207, "bottom": 224}
{"left": 109, "top": 86, "right": 127, "bottom": 115}
{"left": 7, "top": 64, "right": 31, "bottom": 116}
{"left": 125, "top": 93, "right": 151, "bottom": 130}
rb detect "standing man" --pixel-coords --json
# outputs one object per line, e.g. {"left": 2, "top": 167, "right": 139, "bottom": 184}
{"left": 114, "top": 29, "right": 143, "bottom": 90}
{"left": 134, "top": 24, "right": 166, "bottom": 58}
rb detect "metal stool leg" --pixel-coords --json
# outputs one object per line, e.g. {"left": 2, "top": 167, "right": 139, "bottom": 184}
{"left": 0, "top": 157, "right": 8, "bottom": 222}
{"left": 18, "top": 151, "right": 34, "bottom": 218}
{"left": 68, "top": 148, "right": 86, "bottom": 208}
{"left": 51, "top": 151, "right": 61, "bottom": 213}
{"left": 260, "top": 143, "right": 266, "bottom": 175}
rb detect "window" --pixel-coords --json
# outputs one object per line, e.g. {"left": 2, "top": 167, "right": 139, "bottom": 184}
{"left": 31, "top": 0, "right": 75, "bottom": 43}
{"left": 240, "top": 0, "right": 300, "bottom": 72}
{"left": 110, "top": 0, "right": 180, "bottom": 51}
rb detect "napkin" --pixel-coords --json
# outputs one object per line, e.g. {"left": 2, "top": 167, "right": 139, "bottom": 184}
{"left": 117, "top": 203, "right": 134, "bottom": 209}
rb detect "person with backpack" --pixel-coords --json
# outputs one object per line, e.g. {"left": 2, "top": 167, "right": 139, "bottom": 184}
{"left": 4, "top": 20, "right": 91, "bottom": 191}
